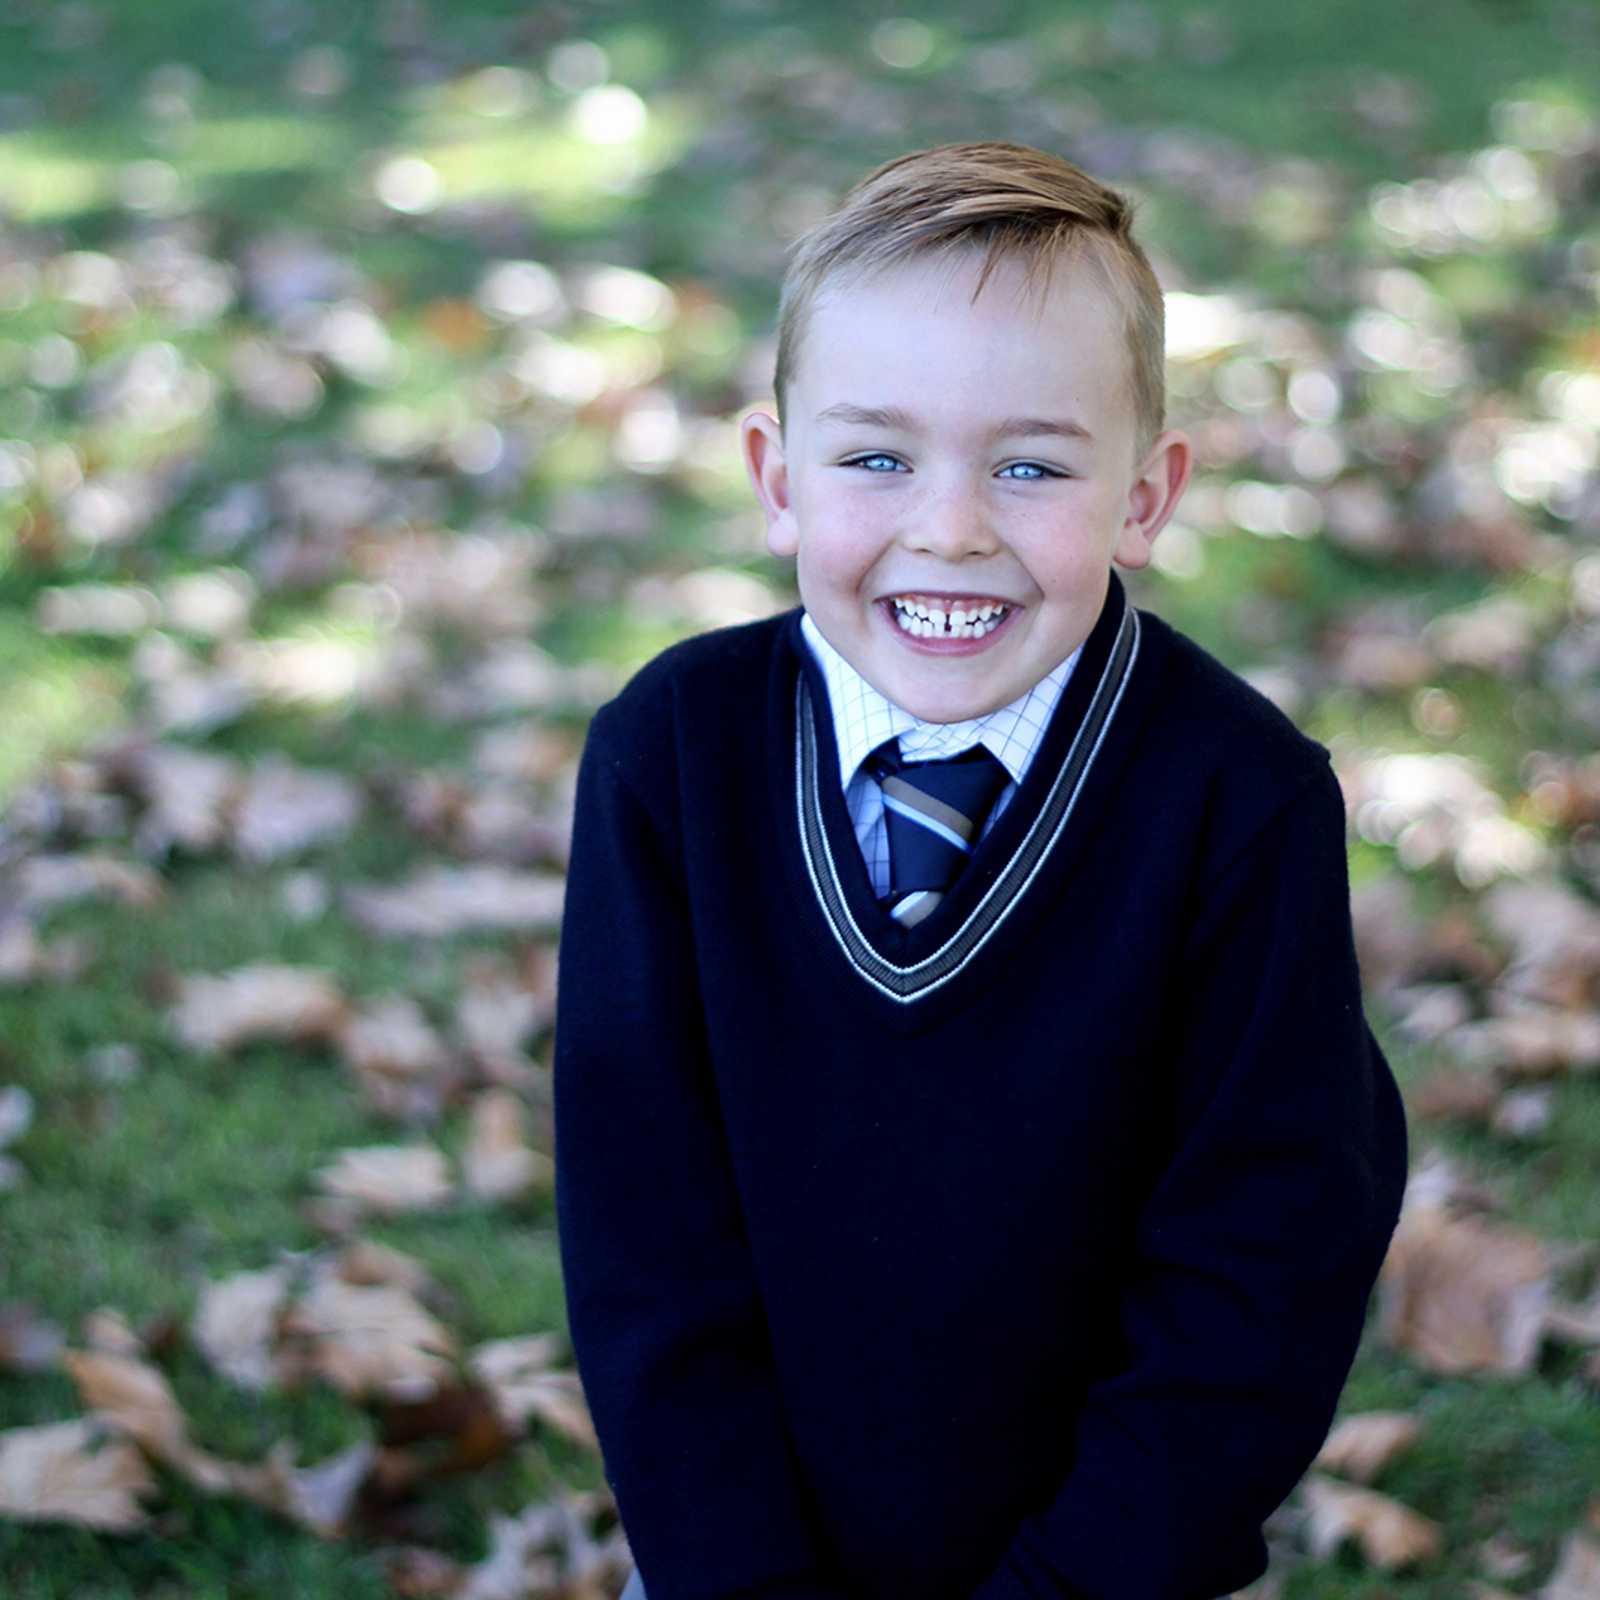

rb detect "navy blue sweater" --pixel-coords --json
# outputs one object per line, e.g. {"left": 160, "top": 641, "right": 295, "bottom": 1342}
{"left": 553, "top": 575, "right": 1409, "bottom": 1600}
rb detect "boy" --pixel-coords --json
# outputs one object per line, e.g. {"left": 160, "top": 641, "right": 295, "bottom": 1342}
{"left": 553, "top": 141, "right": 1409, "bottom": 1600}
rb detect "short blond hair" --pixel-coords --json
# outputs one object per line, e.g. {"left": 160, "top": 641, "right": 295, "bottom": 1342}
{"left": 773, "top": 140, "right": 1167, "bottom": 466}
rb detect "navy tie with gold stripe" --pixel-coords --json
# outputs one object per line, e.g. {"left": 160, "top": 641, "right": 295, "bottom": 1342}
{"left": 867, "top": 741, "right": 1010, "bottom": 927}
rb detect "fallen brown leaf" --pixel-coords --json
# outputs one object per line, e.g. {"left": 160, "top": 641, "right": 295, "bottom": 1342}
{"left": 455, "top": 1494, "right": 627, "bottom": 1600}
{"left": 1314, "top": 1410, "right": 1422, "bottom": 1483}
{"left": 455, "top": 952, "right": 550, "bottom": 1069}
{"left": 336, "top": 994, "right": 462, "bottom": 1119}
{"left": 193, "top": 1265, "right": 295, "bottom": 1391}
{"left": 61, "top": 1348, "right": 190, "bottom": 1458}
{"left": 62, "top": 1347, "right": 235, "bottom": 1494}
{"left": 1492, "top": 1087, "right": 1554, "bottom": 1139}
{"left": 1477, "top": 1531, "right": 1534, "bottom": 1580}
{"left": 380, "top": 1544, "right": 470, "bottom": 1597}
{"left": 280, "top": 1277, "right": 455, "bottom": 1401}
{"left": 343, "top": 865, "right": 565, "bottom": 938}
{"left": 169, "top": 963, "right": 349, "bottom": 1053}
{"left": 248, "top": 1436, "right": 379, "bottom": 1538}
{"left": 1410, "top": 1065, "right": 1501, "bottom": 1125}
{"left": 1378, "top": 1199, "right": 1551, "bottom": 1374}
{"left": 14, "top": 852, "right": 164, "bottom": 911}
{"left": 334, "top": 1239, "right": 439, "bottom": 1298}
{"left": 80, "top": 1306, "right": 145, "bottom": 1356}
{"left": 463, "top": 1090, "right": 549, "bottom": 1203}
{"left": 232, "top": 755, "right": 363, "bottom": 864}
{"left": 118, "top": 742, "right": 239, "bottom": 855}
{"left": 0, "top": 1418, "right": 156, "bottom": 1531}
{"left": 1544, "top": 1288, "right": 1600, "bottom": 1348}
{"left": 468, "top": 1335, "right": 597, "bottom": 1449}
{"left": 1300, "top": 1472, "right": 1442, "bottom": 1570}
{"left": 373, "top": 1378, "right": 516, "bottom": 1477}
{"left": 1544, "top": 1530, "right": 1600, "bottom": 1600}
{"left": 313, "top": 1143, "right": 454, "bottom": 1216}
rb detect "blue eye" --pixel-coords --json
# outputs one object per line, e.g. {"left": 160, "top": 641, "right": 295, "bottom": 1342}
{"left": 998, "top": 462, "right": 1061, "bottom": 480}
{"left": 842, "top": 453, "right": 906, "bottom": 472}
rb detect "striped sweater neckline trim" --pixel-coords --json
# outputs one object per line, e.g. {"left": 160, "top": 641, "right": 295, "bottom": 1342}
{"left": 793, "top": 603, "right": 1142, "bottom": 1004}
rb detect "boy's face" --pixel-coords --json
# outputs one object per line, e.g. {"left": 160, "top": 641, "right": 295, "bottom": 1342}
{"left": 742, "top": 249, "right": 1191, "bottom": 723}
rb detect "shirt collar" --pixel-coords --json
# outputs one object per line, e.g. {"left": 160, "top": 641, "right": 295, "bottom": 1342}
{"left": 799, "top": 611, "right": 1081, "bottom": 792}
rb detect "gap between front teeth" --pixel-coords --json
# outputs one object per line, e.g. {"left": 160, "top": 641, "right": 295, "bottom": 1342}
{"left": 889, "top": 598, "right": 1009, "bottom": 639}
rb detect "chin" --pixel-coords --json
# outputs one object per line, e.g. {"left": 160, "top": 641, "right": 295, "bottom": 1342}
{"left": 895, "top": 689, "right": 1004, "bottom": 724}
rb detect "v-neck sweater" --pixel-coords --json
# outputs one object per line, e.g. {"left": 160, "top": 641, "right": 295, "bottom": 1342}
{"left": 553, "top": 575, "right": 1410, "bottom": 1600}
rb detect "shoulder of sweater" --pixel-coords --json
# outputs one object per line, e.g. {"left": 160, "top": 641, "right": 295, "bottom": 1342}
{"left": 1134, "top": 606, "right": 1341, "bottom": 861}
{"left": 585, "top": 607, "right": 796, "bottom": 771}
{"left": 1137, "top": 606, "right": 1331, "bottom": 782}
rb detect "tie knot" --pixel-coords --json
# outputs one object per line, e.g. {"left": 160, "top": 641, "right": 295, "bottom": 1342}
{"left": 868, "top": 740, "right": 1007, "bottom": 810}
{"left": 867, "top": 741, "right": 1011, "bottom": 926}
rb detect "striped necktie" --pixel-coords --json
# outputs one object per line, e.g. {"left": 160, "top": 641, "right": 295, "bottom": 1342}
{"left": 867, "top": 741, "right": 1010, "bottom": 927}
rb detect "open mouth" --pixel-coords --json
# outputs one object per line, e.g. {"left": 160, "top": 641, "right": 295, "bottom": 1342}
{"left": 886, "top": 594, "right": 1013, "bottom": 641}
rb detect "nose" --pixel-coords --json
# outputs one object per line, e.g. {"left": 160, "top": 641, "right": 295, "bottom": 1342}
{"left": 904, "top": 474, "right": 1001, "bottom": 561}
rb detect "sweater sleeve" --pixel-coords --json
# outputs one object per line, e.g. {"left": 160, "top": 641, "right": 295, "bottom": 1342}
{"left": 971, "top": 760, "right": 1410, "bottom": 1600}
{"left": 553, "top": 703, "right": 851, "bottom": 1600}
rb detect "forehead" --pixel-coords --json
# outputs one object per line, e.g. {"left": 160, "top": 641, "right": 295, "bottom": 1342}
{"left": 797, "top": 249, "right": 1131, "bottom": 424}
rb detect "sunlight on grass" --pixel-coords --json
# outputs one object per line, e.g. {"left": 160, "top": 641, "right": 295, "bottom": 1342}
{"left": 0, "top": 141, "right": 108, "bottom": 222}
{"left": 402, "top": 97, "right": 699, "bottom": 224}
{"left": 0, "top": 628, "right": 126, "bottom": 798}
{"left": 0, "top": 116, "right": 345, "bottom": 222}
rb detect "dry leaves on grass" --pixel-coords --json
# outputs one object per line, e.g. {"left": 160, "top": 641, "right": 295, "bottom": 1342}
{"left": 193, "top": 1264, "right": 296, "bottom": 1391}
{"left": 1409, "top": 1065, "right": 1555, "bottom": 1140}
{"left": 1544, "top": 1529, "right": 1600, "bottom": 1600}
{"left": 1314, "top": 1411, "right": 1423, "bottom": 1483}
{"left": 343, "top": 865, "right": 565, "bottom": 938}
{"left": 1445, "top": 1008, "right": 1600, "bottom": 1078}
{"left": 231, "top": 755, "right": 365, "bottom": 865}
{"left": 448, "top": 1491, "right": 630, "bottom": 1600}
{"left": 168, "top": 963, "right": 349, "bottom": 1054}
{"left": 0, "top": 919, "right": 92, "bottom": 988}
{"left": 1300, "top": 1472, "right": 1443, "bottom": 1570}
{"left": 376, "top": 769, "right": 568, "bottom": 867}
{"left": 1481, "top": 879, "right": 1600, "bottom": 1009}
{"left": 0, "top": 1086, "right": 33, "bottom": 1192}
{"left": 194, "top": 1246, "right": 459, "bottom": 1409}
{"left": 1377, "top": 1152, "right": 1600, "bottom": 1377}
{"left": 0, "top": 1419, "right": 156, "bottom": 1532}
{"left": 313, "top": 1143, "right": 455, "bottom": 1218}
{"left": 468, "top": 1334, "right": 597, "bottom": 1449}
{"left": 12, "top": 852, "right": 164, "bottom": 911}
{"left": 1377, "top": 1179, "right": 1553, "bottom": 1376}
{"left": 464, "top": 1089, "right": 550, "bottom": 1203}
{"left": 58, "top": 1342, "right": 377, "bottom": 1535}
{"left": 336, "top": 994, "right": 464, "bottom": 1121}
{"left": 455, "top": 953, "right": 551, "bottom": 1075}
{"left": 0, "top": 1303, "right": 65, "bottom": 1373}
{"left": 279, "top": 1276, "right": 456, "bottom": 1402}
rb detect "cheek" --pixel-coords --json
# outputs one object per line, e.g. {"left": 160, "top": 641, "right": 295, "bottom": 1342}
{"left": 797, "top": 514, "right": 885, "bottom": 591}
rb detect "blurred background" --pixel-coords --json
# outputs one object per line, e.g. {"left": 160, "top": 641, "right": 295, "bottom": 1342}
{"left": 1, "top": 1, "right": 1599, "bottom": 1595}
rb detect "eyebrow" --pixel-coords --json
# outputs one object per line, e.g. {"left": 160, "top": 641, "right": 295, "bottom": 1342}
{"left": 812, "top": 402, "right": 1094, "bottom": 444}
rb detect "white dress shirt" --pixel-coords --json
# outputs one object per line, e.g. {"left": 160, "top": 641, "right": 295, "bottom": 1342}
{"left": 799, "top": 612, "right": 1081, "bottom": 898}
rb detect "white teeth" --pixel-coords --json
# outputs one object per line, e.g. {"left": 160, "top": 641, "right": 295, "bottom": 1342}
{"left": 889, "top": 597, "right": 1009, "bottom": 640}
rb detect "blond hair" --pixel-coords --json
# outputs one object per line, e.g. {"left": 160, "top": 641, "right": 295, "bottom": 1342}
{"left": 773, "top": 140, "right": 1167, "bottom": 466}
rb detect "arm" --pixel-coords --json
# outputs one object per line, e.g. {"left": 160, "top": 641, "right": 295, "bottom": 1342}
{"left": 972, "top": 761, "right": 1410, "bottom": 1600}
{"left": 553, "top": 704, "right": 850, "bottom": 1600}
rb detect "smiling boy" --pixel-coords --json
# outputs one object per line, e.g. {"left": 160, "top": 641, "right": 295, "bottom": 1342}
{"left": 555, "top": 142, "right": 1408, "bottom": 1600}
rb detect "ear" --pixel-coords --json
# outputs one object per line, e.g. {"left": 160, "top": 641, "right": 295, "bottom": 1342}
{"left": 1112, "top": 428, "right": 1193, "bottom": 571}
{"left": 741, "top": 407, "right": 798, "bottom": 558}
